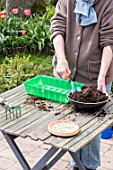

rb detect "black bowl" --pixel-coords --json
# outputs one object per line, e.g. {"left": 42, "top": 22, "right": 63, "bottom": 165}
{"left": 67, "top": 93, "right": 110, "bottom": 111}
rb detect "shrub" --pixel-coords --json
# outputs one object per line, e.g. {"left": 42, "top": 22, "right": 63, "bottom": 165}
{"left": 0, "top": 54, "right": 53, "bottom": 93}
{"left": 0, "top": 55, "right": 39, "bottom": 93}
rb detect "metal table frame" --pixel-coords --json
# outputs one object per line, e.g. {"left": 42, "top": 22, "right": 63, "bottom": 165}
{"left": 2, "top": 130, "right": 86, "bottom": 170}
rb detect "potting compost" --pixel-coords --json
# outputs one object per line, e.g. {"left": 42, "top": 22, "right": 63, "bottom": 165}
{"left": 68, "top": 87, "right": 108, "bottom": 103}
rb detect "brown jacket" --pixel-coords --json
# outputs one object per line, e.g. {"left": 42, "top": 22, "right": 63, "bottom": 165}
{"left": 51, "top": 0, "right": 113, "bottom": 87}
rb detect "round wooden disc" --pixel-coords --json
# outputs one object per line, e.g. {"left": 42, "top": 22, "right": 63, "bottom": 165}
{"left": 48, "top": 120, "right": 80, "bottom": 137}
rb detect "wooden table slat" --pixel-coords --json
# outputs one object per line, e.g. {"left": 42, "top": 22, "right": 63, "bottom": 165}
{"left": 43, "top": 106, "right": 113, "bottom": 148}
{"left": 0, "top": 90, "right": 27, "bottom": 115}
{"left": 16, "top": 101, "right": 62, "bottom": 136}
{"left": 0, "top": 85, "right": 24, "bottom": 98}
{"left": 0, "top": 103, "right": 32, "bottom": 124}
{"left": 40, "top": 112, "right": 96, "bottom": 142}
{"left": 0, "top": 84, "right": 113, "bottom": 158}
{"left": 2, "top": 100, "right": 61, "bottom": 133}
{"left": 49, "top": 117, "right": 99, "bottom": 148}
{"left": 20, "top": 106, "right": 73, "bottom": 140}
{"left": 69, "top": 116, "right": 113, "bottom": 152}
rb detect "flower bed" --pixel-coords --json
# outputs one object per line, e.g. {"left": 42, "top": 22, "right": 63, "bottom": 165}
{"left": 0, "top": 6, "right": 55, "bottom": 55}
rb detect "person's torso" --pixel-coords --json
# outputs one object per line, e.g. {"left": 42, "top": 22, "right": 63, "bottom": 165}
{"left": 63, "top": 0, "right": 113, "bottom": 87}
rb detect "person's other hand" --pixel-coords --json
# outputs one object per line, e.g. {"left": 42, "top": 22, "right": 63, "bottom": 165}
{"left": 97, "top": 75, "right": 106, "bottom": 93}
{"left": 56, "top": 59, "right": 71, "bottom": 79}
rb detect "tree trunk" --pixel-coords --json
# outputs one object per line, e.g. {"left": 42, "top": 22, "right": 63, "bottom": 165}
{"left": 6, "top": 0, "right": 36, "bottom": 17}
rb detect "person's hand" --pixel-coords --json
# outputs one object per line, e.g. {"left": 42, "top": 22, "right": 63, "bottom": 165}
{"left": 97, "top": 75, "right": 106, "bottom": 93}
{"left": 56, "top": 59, "right": 71, "bottom": 79}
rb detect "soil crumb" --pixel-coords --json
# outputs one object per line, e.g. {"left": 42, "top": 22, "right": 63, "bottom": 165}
{"left": 69, "top": 87, "right": 108, "bottom": 103}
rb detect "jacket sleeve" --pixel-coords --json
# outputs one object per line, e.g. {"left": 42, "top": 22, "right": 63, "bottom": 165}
{"left": 99, "top": 1, "right": 113, "bottom": 52}
{"left": 50, "top": 0, "right": 67, "bottom": 42}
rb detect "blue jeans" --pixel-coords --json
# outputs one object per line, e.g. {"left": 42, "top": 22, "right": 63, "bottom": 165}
{"left": 71, "top": 82, "right": 112, "bottom": 169}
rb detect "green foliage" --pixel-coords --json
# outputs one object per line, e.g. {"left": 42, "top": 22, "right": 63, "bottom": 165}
{"left": 0, "top": 54, "right": 53, "bottom": 93}
{"left": 31, "top": 0, "right": 57, "bottom": 14}
{"left": 29, "top": 53, "right": 53, "bottom": 75}
{"left": 0, "top": 14, "right": 24, "bottom": 48}
{"left": 0, "top": 0, "right": 6, "bottom": 10}
{"left": 0, "top": 55, "right": 37, "bottom": 93}
{"left": 111, "top": 84, "right": 113, "bottom": 93}
{"left": 31, "top": 0, "right": 46, "bottom": 15}
{"left": 46, "top": 0, "right": 58, "bottom": 6}
{"left": 46, "top": 6, "right": 55, "bottom": 23}
{"left": 23, "top": 9, "right": 54, "bottom": 51}
{"left": 0, "top": 6, "right": 55, "bottom": 53}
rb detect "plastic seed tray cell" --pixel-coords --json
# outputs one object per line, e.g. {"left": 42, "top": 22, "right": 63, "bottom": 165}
{"left": 23, "top": 75, "right": 84, "bottom": 103}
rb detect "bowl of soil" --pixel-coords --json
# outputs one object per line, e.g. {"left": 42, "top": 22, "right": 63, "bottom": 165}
{"left": 67, "top": 87, "right": 110, "bottom": 111}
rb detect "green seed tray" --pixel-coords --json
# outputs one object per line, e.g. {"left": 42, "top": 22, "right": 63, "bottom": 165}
{"left": 23, "top": 75, "right": 84, "bottom": 103}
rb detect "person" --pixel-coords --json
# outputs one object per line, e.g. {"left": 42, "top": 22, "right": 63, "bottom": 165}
{"left": 50, "top": 0, "right": 113, "bottom": 170}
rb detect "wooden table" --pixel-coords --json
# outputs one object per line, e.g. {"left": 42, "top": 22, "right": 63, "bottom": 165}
{"left": 0, "top": 85, "right": 113, "bottom": 170}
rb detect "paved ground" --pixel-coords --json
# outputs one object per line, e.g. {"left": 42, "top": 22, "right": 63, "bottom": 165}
{"left": 0, "top": 132, "right": 113, "bottom": 170}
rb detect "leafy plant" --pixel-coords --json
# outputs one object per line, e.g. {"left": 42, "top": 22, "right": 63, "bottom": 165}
{"left": 0, "top": 14, "right": 24, "bottom": 47}
{"left": 0, "top": 54, "right": 53, "bottom": 93}
{"left": 0, "top": 55, "right": 37, "bottom": 93}
{"left": 0, "top": 6, "right": 55, "bottom": 54}
{"left": 23, "top": 11, "right": 53, "bottom": 52}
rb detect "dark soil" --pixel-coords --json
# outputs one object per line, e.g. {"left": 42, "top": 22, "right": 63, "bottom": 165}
{"left": 24, "top": 95, "right": 48, "bottom": 110}
{"left": 69, "top": 87, "right": 108, "bottom": 103}
{"left": 24, "top": 95, "right": 55, "bottom": 111}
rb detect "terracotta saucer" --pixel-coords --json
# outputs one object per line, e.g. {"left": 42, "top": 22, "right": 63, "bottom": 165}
{"left": 48, "top": 120, "right": 80, "bottom": 137}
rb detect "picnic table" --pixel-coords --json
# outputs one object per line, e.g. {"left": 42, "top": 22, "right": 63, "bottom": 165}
{"left": 0, "top": 84, "right": 113, "bottom": 170}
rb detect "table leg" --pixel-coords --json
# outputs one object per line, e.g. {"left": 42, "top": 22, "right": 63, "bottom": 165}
{"left": 69, "top": 151, "right": 86, "bottom": 170}
{"left": 1, "top": 131, "right": 85, "bottom": 170}
{"left": 2, "top": 131, "right": 31, "bottom": 170}
{"left": 42, "top": 150, "right": 67, "bottom": 170}
{"left": 32, "top": 147, "right": 59, "bottom": 170}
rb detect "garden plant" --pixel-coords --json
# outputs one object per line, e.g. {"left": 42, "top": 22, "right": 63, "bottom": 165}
{"left": 0, "top": 4, "right": 55, "bottom": 55}
{"left": 0, "top": 1, "right": 55, "bottom": 93}
{"left": 0, "top": 54, "right": 53, "bottom": 93}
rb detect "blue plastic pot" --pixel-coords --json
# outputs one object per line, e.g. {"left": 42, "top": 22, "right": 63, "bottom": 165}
{"left": 101, "top": 127, "right": 113, "bottom": 139}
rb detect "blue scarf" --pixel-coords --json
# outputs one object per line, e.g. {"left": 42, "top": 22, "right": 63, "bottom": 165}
{"left": 74, "top": 0, "right": 97, "bottom": 26}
